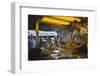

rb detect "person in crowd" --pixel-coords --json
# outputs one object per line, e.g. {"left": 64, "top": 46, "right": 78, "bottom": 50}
{"left": 72, "top": 22, "right": 88, "bottom": 57}
{"left": 71, "top": 22, "right": 80, "bottom": 43}
{"left": 28, "top": 34, "right": 36, "bottom": 50}
{"left": 79, "top": 24, "right": 87, "bottom": 40}
{"left": 71, "top": 22, "right": 87, "bottom": 43}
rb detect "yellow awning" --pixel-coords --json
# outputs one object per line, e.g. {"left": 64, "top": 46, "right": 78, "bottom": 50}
{"left": 52, "top": 16, "right": 81, "bottom": 22}
{"left": 40, "top": 16, "right": 81, "bottom": 26}
{"left": 40, "top": 16, "right": 70, "bottom": 26}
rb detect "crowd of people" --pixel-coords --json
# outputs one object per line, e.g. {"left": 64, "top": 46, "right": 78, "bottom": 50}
{"left": 28, "top": 20, "right": 88, "bottom": 60}
{"left": 28, "top": 35, "right": 64, "bottom": 50}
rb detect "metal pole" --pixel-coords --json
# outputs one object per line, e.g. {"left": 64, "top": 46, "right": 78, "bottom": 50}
{"left": 36, "top": 20, "right": 39, "bottom": 48}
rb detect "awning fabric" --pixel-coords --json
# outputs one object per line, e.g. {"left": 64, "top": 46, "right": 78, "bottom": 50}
{"left": 40, "top": 16, "right": 80, "bottom": 26}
